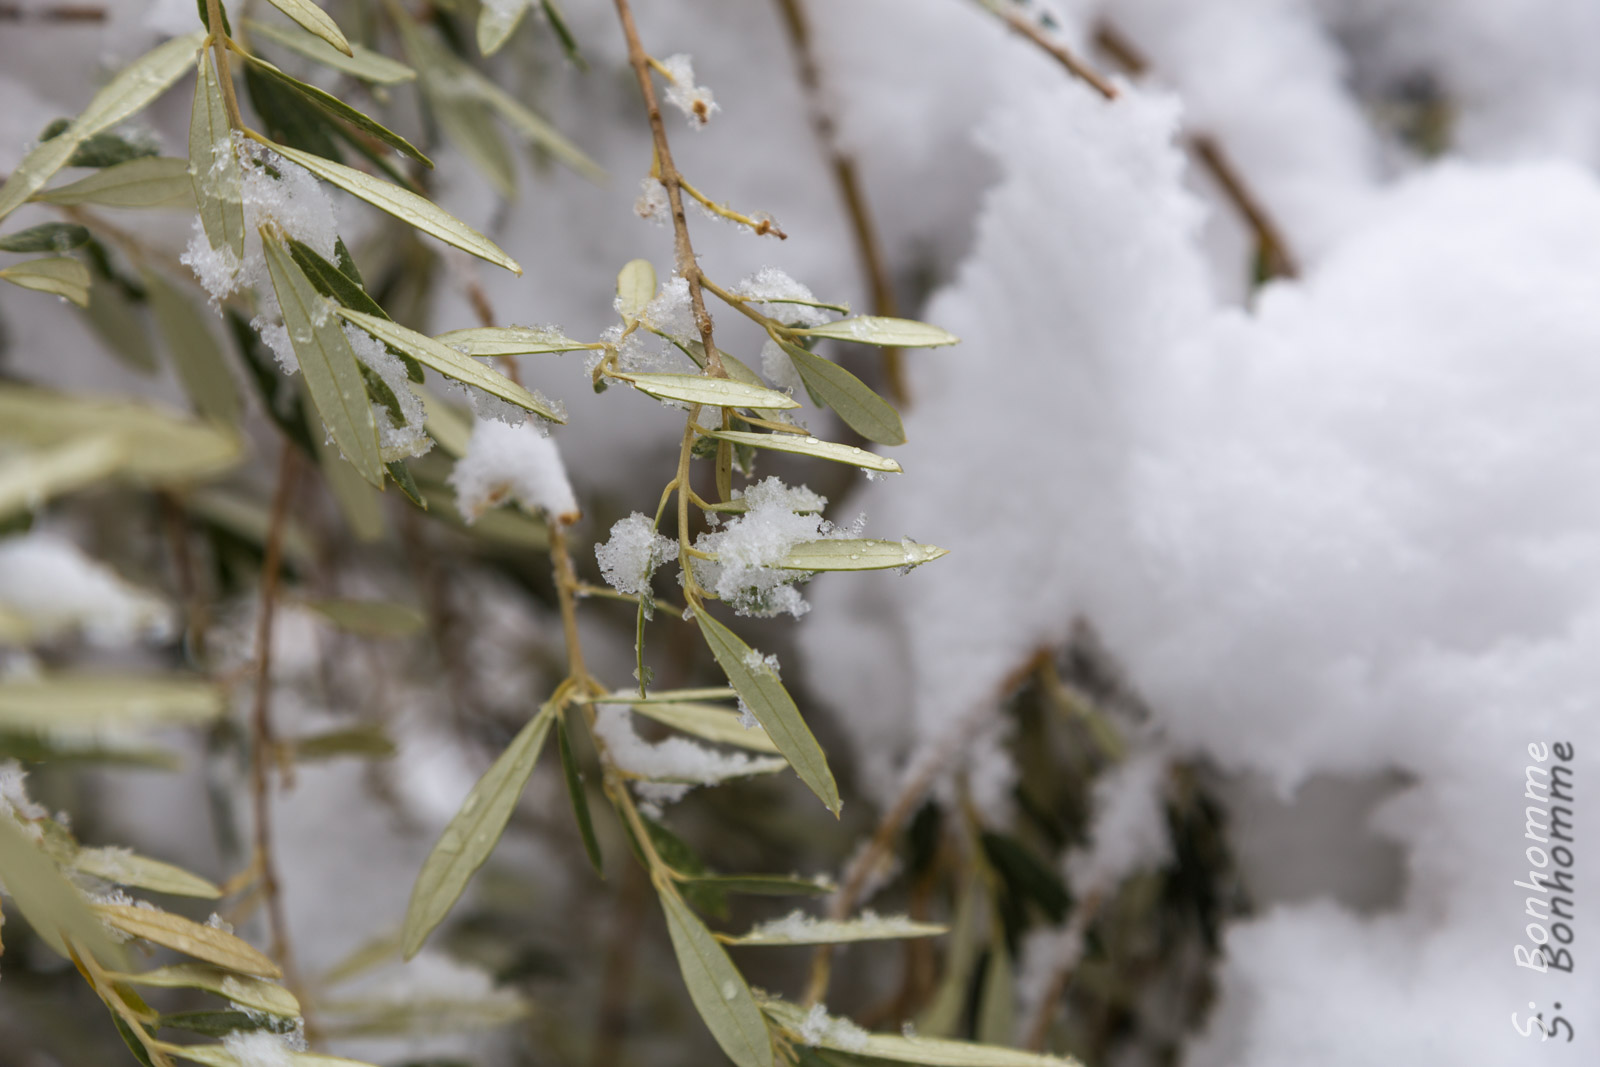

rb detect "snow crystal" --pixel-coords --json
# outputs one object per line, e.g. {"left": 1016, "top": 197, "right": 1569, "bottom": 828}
{"left": 592, "top": 706, "right": 784, "bottom": 790}
{"left": 0, "top": 760, "right": 45, "bottom": 821}
{"left": 642, "top": 274, "right": 696, "bottom": 341}
{"left": 798, "top": 1003, "right": 870, "bottom": 1051}
{"left": 740, "top": 647, "right": 781, "bottom": 680}
{"left": 759, "top": 338, "right": 804, "bottom": 394}
{"left": 1063, "top": 748, "right": 1171, "bottom": 894}
{"left": 447, "top": 418, "right": 579, "bottom": 524}
{"left": 345, "top": 325, "right": 430, "bottom": 461}
{"left": 731, "top": 266, "right": 831, "bottom": 327}
{"left": 635, "top": 176, "right": 670, "bottom": 224}
{"left": 0, "top": 533, "right": 173, "bottom": 645}
{"left": 693, "top": 477, "right": 846, "bottom": 618}
{"left": 660, "top": 54, "right": 718, "bottom": 129}
{"left": 222, "top": 1031, "right": 293, "bottom": 1067}
{"left": 595, "top": 513, "right": 676, "bottom": 600}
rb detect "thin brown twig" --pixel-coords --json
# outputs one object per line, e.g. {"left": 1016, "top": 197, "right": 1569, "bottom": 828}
{"left": 1092, "top": 21, "right": 1300, "bottom": 280}
{"left": 250, "top": 444, "right": 301, "bottom": 983}
{"left": 979, "top": 0, "right": 1120, "bottom": 101}
{"left": 772, "top": 0, "right": 908, "bottom": 405}
{"left": 801, "top": 648, "right": 1051, "bottom": 1007}
{"left": 612, "top": 0, "right": 725, "bottom": 377}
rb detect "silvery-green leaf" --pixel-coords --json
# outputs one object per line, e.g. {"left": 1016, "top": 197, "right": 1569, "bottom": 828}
{"left": 761, "top": 998, "right": 1082, "bottom": 1066}
{"left": 264, "top": 0, "right": 354, "bottom": 56}
{"left": 68, "top": 846, "right": 222, "bottom": 899}
{"left": 694, "top": 608, "right": 839, "bottom": 815}
{"left": 435, "top": 325, "right": 594, "bottom": 357}
{"left": 557, "top": 715, "right": 603, "bottom": 875}
{"left": 0, "top": 32, "right": 204, "bottom": 222}
{"left": 477, "top": 0, "right": 531, "bottom": 55}
{"left": 589, "top": 687, "right": 738, "bottom": 705}
{"left": 82, "top": 272, "right": 158, "bottom": 373}
{"left": 628, "top": 701, "right": 780, "bottom": 754}
{"left": 776, "top": 538, "right": 947, "bottom": 572}
{"left": 143, "top": 268, "right": 241, "bottom": 425}
{"left": 0, "top": 386, "right": 240, "bottom": 483}
{"left": 394, "top": 17, "right": 515, "bottom": 198}
{"left": 917, "top": 873, "right": 985, "bottom": 1037}
{"left": 702, "top": 430, "right": 901, "bottom": 474}
{"left": 33, "top": 157, "right": 192, "bottom": 209}
{"left": 678, "top": 874, "right": 833, "bottom": 897}
{"left": 615, "top": 259, "right": 655, "bottom": 323}
{"left": 245, "top": 18, "right": 416, "bottom": 83}
{"left": 304, "top": 598, "right": 425, "bottom": 638}
{"left": 261, "top": 233, "right": 385, "bottom": 488}
{"left": 0, "top": 434, "right": 125, "bottom": 519}
{"left": 417, "top": 386, "right": 476, "bottom": 457}
{"left": 795, "top": 316, "right": 959, "bottom": 348}
{"left": 781, "top": 342, "right": 905, "bottom": 445}
{"left": 338, "top": 309, "right": 565, "bottom": 422}
{"left": 189, "top": 51, "right": 245, "bottom": 261}
{"left": 0, "top": 675, "right": 222, "bottom": 731}
{"left": 402, "top": 705, "right": 554, "bottom": 958}
{"left": 0, "top": 814, "right": 126, "bottom": 965}
{"left": 0, "top": 222, "right": 90, "bottom": 253}
{"left": 976, "top": 931, "right": 1016, "bottom": 1046}
{"left": 291, "top": 724, "right": 396, "bottom": 762}
{"left": 310, "top": 403, "right": 386, "bottom": 541}
{"left": 314, "top": 992, "right": 529, "bottom": 1038}
{"left": 235, "top": 51, "right": 431, "bottom": 167}
{"left": 263, "top": 140, "right": 522, "bottom": 273}
{"left": 658, "top": 886, "right": 774, "bottom": 1067}
{"left": 96, "top": 903, "right": 281, "bottom": 977}
{"left": 119, "top": 963, "right": 300, "bottom": 1017}
{"left": 0, "top": 256, "right": 90, "bottom": 306}
{"left": 449, "top": 62, "right": 603, "bottom": 182}
{"left": 721, "top": 911, "right": 946, "bottom": 946}
{"left": 616, "top": 373, "right": 798, "bottom": 411}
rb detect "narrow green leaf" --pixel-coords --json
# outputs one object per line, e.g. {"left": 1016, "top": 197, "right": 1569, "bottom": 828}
{"left": 261, "top": 232, "right": 385, "bottom": 487}
{"left": 69, "top": 846, "right": 222, "bottom": 899}
{"left": 159, "top": 1010, "right": 296, "bottom": 1037}
{"left": 795, "top": 316, "right": 960, "bottom": 348}
{"left": 917, "top": 873, "right": 986, "bottom": 1037}
{"left": 693, "top": 607, "right": 839, "bottom": 815}
{"left": 0, "top": 256, "right": 90, "bottom": 306}
{"left": 449, "top": 61, "right": 603, "bottom": 182}
{"left": 540, "top": 0, "right": 584, "bottom": 67}
{"left": 702, "top": 430, "right": 901, "bottom": 474}
{"left": 337, "top": 308, "right": 565, "bottom": 422}
{"left": 0, "top": 814, "right": 126, "bottom": 965}
{"left": 627, "top": 700, "right": 780, "bottom": 754}
{"left": 143, "top": 268, "right": 241, "bottom": 425}
{"left": 264, "top": 0, "right": 354, "bottom": 55}
{"left": 387, "top": 459, "right": 426, "bottom": 507}
{"left": 190, "top": 50, "right": 246, "bottom": 262}
{"left": 477, "top": 0, "right": 530, "bottom": 55}
{"left": 67, "top": 131, "right": 159, "bottom": 169}
{"left": 245, "top": 18, "right": 416, "bottom": 83}
{"left": 0, "top": 222, "right": 90, "bottom": 253}
{"left": 236, "top": 51, "right": 432, "bottom": 167}
{"left": 0, "top": 434, "right": 126, "bottom": 519}
{"left": 303, "top": 598, "right": 425, "bottom": 637}
{"left": 0, "top": 31, "right": 204, "bottom": 222}
{"left": 616, "top": 259, "right": 655, "bottom": 323}
{"left": 309, "top": 403, "right": 386, "bottom": 541}
{"left": 0, "top": 386, "right": 240, "bottom": 483}
{"left": 557, "top": 715, "right": 603, "bottom": 876}
{"left": 34, "top": 157, "right": 193, "bottom": 209}
{"left": 678, "top": 874, "right": 833, "bottom": 897}
{"left": 284, "top": 238, "right": 423, "bottom": 382}
{"left": 0, "top": 675, "right": 223, "bottom": 732}
{"left": 263, "top": 139, "right": 521, "bottom": 273}
{"left": 976, "top": 935, "right": 1016, "bottom": 1047}
{"left": 589, "top": 687, "right": 738, "bottom": 705}
{"left": 615, "top": 373, "right": 799, "bottom": 411}
{"left": 721, "top": 911, "right": 946, "bottom": 946}
{"left": 782, "top": 342, "right": 905, "bottom": 445}
{"left": 762, "top": 997, "right": 1082, "bottom": 1067}
{"left": 435, "top": 325, "right": 594, "bottom": 357}
{"left": 395, "top": 18, "right": 515, "bottom": 198}
{"left": 119, "top": 963, "right": 300, "bottom": 1017}
{"left": 402, "top": 705, "right": 555, "bottom": 958}
{"left": 243, "top": 60, "right": 345, "bottom": 162}
{"left": 82, "top": 271, "right": 158, "bottom": 373}
{"left": 775, "top": 538, "right": 948, "bottom": 572}
{"left": 95, "top": 903, "right": 282, "bottom": 977}
{"left": 290, "top": 724, "right": 396, "bottom": 762}
{"left": 657, "top": 885, "right": 774, "bottom": 1067}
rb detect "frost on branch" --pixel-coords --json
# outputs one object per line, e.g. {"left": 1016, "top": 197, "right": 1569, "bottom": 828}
{"left": 592, "top": 705, "right": 784, "bottom": 807}
{"left": 659, "top": 54, "right": 718, "bottom": 129}
{"left": 693, "top": 477, "right": 859, "bottom": 618}
{"left": 731, "top": 266, "right": 831, "bottom": 327}
{"left": 448, "top": 419, "right": 579, "bottom": 524}
{"left": 595, "top": 513, "right": 676, "bottom": 603}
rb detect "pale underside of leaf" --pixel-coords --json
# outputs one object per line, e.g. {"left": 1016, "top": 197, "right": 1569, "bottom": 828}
{"left": 0, "top": 256, "right": 91, "bottom": 306}
{"left": 261, "top": 233, "right": 385, "bottom": 488}
{"left": 0, "top": 31, "right": 204, "bottom": 222}
{"left": 190, "top": 50, "right": 245, "bottom": 261}
{"left": 694, "top": 608, "right": 839, "bottom": 815}
{"left": 702, "top": 430, "right": 902, "bottom": 474}
{"left": 477, "top": 0, "right": 531, "bottom": 55}
{"left": 118, "top": 963, "right": 300, "bottom": 1017}
{"left": 303, "top": 597, "right": 426, "bottom": 637}
{"left": 782, "top": 342, "right": 905, "bottom": 446}
{"left": 450, "top": 59, "right": 603, "bottom": 181}
{"left": 245, "top": 18, "right": 416, "bottom": 84}
{"left": 0, "top": 675, "right": 223, "bottom": 731}
{"left": 402, "top": 705, "right": 554, "bottom": 959}
{"left": 339, "top": 308, "right": 565, "bottom": 422}
{"left": 97, "top": 903, "right": 282, "bottom": 977}
{"left": 263, "top": 140, "right": 522, "bottom": 274}
{"left": 33, "top": 157, "right": 193, "bottom": 209}
{"left": 0, "top": 815, "right": 127, "bottom": 965}
{"left": 628, "top": 700, "right": 780, "bottom": 754}
{"left": 264, "top": 0, "right": 354, "bottom": 56}
{"left": 796, "top": 316, "right": 960, "bottom": 348}
{"left": 762, "top": 998, "right": 1083, "bottom": 1067}
{"left": 589, "top": 687, "right": 738, "bottom": 705}
{"left": 68, "top": 845, "right": 222, "bottom": 898}
{"left": 616, "top": 259, "right": 655, "bottom": 323}
{"left": 658, "top": 886, "right": 775, "bottom": 1067}
{"left": 435, "top": 326, "right": 594, "bottom": 357}
{"left": 775, "top": 538, "right": 948, "bottom": 572}
{"left": 615, "top": 373, "right": 798, "bottom": 411}
{"left": 0, "top": 386, "right": 241, "bottom": 483}
{"left": 143, "top": 267, "right": 241, "bottom": 425}
{"left": 0, "top": 433, "right": 126, "bottom": 519}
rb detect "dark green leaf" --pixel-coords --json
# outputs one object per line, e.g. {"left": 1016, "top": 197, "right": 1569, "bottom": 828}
{"left": 67, "top": 133, "right": 158, "bottom": 169}
{"left": 236, "top": 50, "right": 433, "bottom": 167}
{"left": 557, "top": 714, "right": 603, "bottom": 877}
{"left": 286, "top": 237, "right": 423, "bottom": 381}
{"left": 244, "top": 63, "right": 344, "bottom": 162}
{"left": 387, "top": 460, "right": 426, "bottom": 507}
{"left": 981, "top": 832, "right": 1071, "bottom": 925}
{"left": 159, "top": 1010, "right": 294, "bottom": 1037}
{"left": 0, "top": 222, "right": 90, "bottom": 253}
